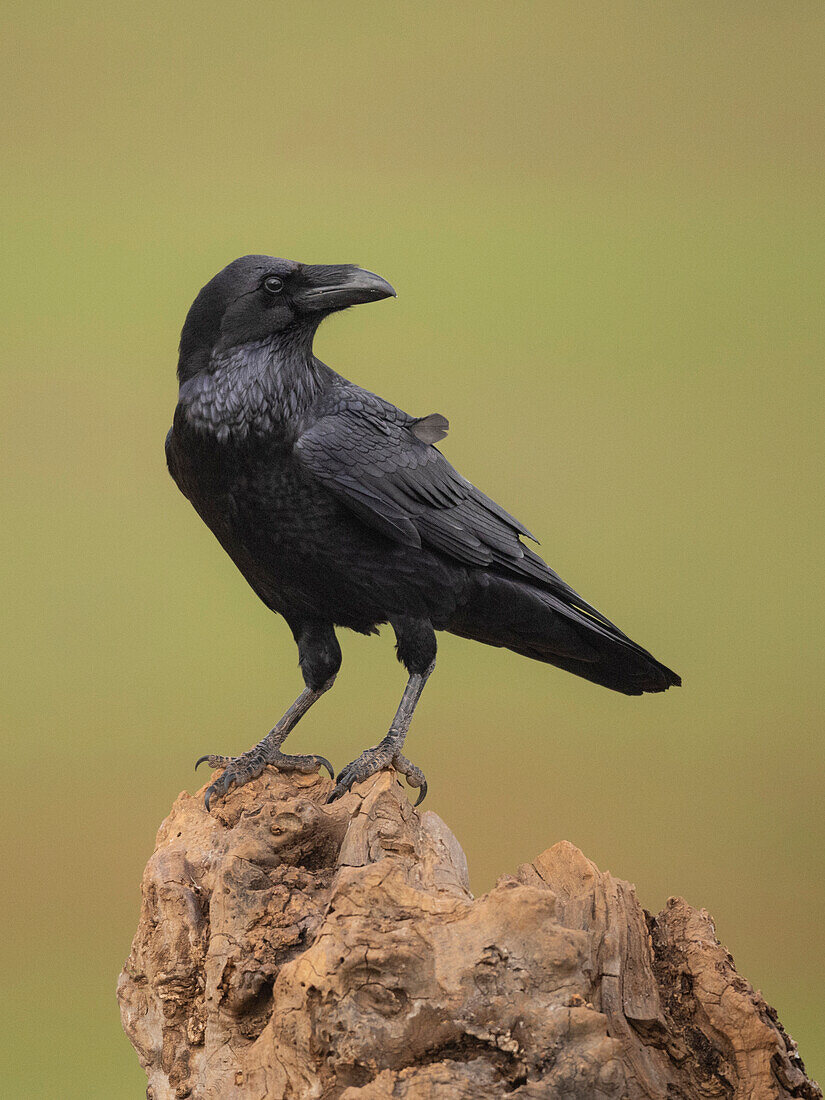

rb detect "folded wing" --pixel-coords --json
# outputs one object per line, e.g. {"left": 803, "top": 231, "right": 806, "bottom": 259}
{"left": 294, "top": 388, "right": 629, "bottom": 643}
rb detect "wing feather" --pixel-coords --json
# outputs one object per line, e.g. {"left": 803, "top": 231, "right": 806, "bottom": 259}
{"left": 294, "top": 388, "right": 609, "bottom": 613}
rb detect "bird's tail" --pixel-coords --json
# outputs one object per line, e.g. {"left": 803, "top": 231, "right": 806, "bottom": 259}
{"left": 447, "top": 573, "right": 680, "bottom": 695}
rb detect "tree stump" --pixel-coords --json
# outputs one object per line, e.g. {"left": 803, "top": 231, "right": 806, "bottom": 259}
{"left": 118, "top": 770, "right": 820, "bottom": 1099}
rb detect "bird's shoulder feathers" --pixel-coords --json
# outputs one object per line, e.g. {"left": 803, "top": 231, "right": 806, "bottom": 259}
{"left": 294, "top": 386, "right": 559, "bottom": 583}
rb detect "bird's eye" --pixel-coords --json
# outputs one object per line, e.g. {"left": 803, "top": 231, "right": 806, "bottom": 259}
{"left": 263, "top": 276, "right": 284, "bottom": 295}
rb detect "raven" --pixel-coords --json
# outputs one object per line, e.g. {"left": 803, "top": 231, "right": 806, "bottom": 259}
{"left": 166, "top": 256, "right": 680, "bottom": 810}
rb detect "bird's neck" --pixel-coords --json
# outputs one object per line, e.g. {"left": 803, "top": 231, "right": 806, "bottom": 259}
{"left": 178, "top": 329, "right": 329, "bottom": 444}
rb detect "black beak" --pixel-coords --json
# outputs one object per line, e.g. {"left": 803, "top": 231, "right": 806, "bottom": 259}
{"left": 295, "top": 265, "right": 396, "bottom": 313}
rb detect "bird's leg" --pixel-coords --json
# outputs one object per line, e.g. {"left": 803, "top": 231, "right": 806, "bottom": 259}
{"left": 327, "top": 662, "right": 433, "bottom": 805}
{"left": 329, "top": 617, "right": 436, "bottom": 806}
{"left": 197, "top": 679, "right": 336, "bottom": 809}
{"left": 197, "top": 621, "right": 341, "bottom": 810}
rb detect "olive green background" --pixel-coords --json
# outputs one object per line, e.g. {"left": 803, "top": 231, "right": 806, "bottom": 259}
{"left": 2, "top": 3, "right": 823, "bottom": 1094}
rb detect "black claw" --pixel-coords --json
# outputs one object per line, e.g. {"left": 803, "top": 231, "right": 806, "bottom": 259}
{"left": 203, "top": 769, "right": 235, "bottom": 812}
{"left": 414, "top": 780, "right": 428, "bottom": 807}
{"left": 326, "top": 777, "right": 351, "bottom": 803}
{"left": 317, "top": 756, "right": 335, "bottom": 779}
{"left": 195, "top": 755, "right": 210, "bottom": 772}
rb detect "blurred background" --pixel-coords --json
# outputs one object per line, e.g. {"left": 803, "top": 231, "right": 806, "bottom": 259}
{"left": 2, "top": 2, "right": 823, "bottom": 1094}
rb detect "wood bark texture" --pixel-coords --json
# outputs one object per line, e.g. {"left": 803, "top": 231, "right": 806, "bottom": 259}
{"left": 118, "top": 770, "right": 820, "bottom": 1099}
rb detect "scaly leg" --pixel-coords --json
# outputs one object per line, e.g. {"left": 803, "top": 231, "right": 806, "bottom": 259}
{"left": 328, "top": 617, "right": 436, "bottom": 806}
{"left": 197, "top": 620, "right": 341, "bottom": 810}
{"left": 197, "top": 679, "right": 335, "bottom": 809}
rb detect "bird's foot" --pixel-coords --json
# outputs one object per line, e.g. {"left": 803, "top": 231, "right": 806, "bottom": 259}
{"left": 196, "top": 739, "right": 334, "bottom": 811}
{"left": 327, "top": 736, "right": 427, "bottom": 806}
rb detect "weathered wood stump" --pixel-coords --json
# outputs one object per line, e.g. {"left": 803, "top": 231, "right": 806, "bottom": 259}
{"left": 118, "top": 770, "right": 820, "bottom": 1099}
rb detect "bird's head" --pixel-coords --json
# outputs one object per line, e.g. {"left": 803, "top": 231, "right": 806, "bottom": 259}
{"left": 178, "top": 255, "right": 396, "bottom": 380}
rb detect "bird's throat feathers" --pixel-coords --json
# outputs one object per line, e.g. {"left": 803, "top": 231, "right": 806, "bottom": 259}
{"left": 177, "top": 331, "right": 329, "bottom": 445}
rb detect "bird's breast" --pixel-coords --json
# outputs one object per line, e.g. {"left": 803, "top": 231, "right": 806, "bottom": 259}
{"left": 169, "top": 425, "right": 337, "bottom": 550}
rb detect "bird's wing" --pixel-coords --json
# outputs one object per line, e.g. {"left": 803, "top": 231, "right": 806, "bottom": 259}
{"left": 294, "top": 390, "right": 617, "bottom": 623}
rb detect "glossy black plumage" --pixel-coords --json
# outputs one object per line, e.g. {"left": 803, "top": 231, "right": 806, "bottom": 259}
{"left": 167, "top": 256, "right": 680, "bottom": 808}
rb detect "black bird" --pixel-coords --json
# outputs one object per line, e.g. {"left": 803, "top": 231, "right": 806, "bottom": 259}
{"left": 166, "top": 256, "right": 680, "bottom": 810}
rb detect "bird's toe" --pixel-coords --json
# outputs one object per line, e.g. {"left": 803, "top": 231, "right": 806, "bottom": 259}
{"left": 393, "top": 752, "right": 428, "bottom": 805}
{"left": 195, "top": 753, "right": 231, "bottom": 772}
{"left": 325, "top": 745, "right": 427, "bottom": 806}
{"left": 326, "top": 762, "right": 360, "bottom": 803}
{"left": 204, "top": 770, "right": 235, "bottom": 811}
{"left": 199, "top": 745, "right": 334, "bottom": 812}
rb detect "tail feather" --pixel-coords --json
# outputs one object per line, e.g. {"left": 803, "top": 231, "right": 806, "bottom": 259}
{"left": 448, "top": 573, "right": 680, "bottom": 696}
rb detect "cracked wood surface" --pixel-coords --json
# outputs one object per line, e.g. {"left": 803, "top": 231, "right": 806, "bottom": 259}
{"left": 118, "top": 770, "right": 820, "bottom": 1099}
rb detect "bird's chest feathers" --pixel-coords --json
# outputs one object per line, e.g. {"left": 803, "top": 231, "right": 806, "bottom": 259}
{"left": 171, "top": 343, "right": 335, "bottom": 549}
{"left": 178, "top": 340, "right": 321, "bottom": 445}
